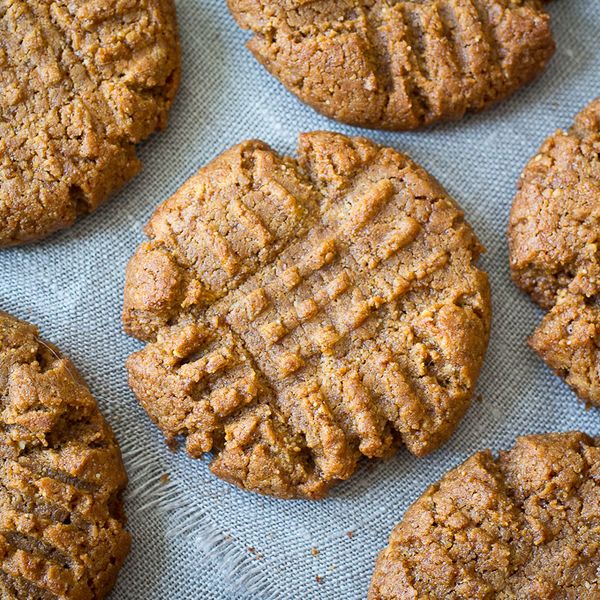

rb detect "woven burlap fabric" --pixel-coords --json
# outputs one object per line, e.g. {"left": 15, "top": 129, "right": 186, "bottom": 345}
{"left": 1, "top": 1, "right": 599, "bottom": 598}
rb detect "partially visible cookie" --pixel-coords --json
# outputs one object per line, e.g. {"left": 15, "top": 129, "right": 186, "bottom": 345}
{"left": 530, "top": 287, "right": 600, "bottom": 404}
{"left": 0, "top": 0, "right": 180, "bottom": 246}
{"left": 123, "top": 131, "right": 491, "bottom": 499}
{"left": 0, "top": 312, "right": 130, "bottom": 598}
{"left": 227, "top": 0, "right": 555, "bottom": 130}
{"left": 370, "top": 432, "right": 600, "bottom": 600}
{"left": 509, "top": 97, "right": 600, "bottom": 405}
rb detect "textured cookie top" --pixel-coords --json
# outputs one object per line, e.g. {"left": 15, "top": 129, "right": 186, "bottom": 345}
{"left": 370, "top": 432, "right": 600, "bottom": 599}
{"left": 228, "top": 0, "right": 555, "bottom": 130}
{"left": 509, "top": 98, "right": 600, "bottom": 405}
{"left": 0, "top": 0, "right": 180, "bottom": 246}
{"left": 0, "top": 312, "right": 130, "bottom": 599}
{"left": 509, "top": 98, "right": 600, "bottom": 310}
{"left": 124, "top": 132, "right": 491, "bottom": 499}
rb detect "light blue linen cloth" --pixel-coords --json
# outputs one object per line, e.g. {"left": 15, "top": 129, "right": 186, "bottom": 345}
{"left": 1, "top": 1, "right": 599, "bottom": 597}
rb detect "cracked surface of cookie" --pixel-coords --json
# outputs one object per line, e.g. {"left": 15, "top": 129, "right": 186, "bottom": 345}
{"left": 227, "top": 0, "right": 555, "bottom": 130}
{"left": 509, "top": 98, "right": 600, "bottom": 405}
{"left": 369, "top": 432, "right": 600, "bottom": 599}
{"left": 0, "top": 0, "right": 180, "bottom": 246}
{"left": 123, "top": 131, "right": 491, "bottom": 499}
{"left": 0, "top": 311, "right": 130, "bottom": 599}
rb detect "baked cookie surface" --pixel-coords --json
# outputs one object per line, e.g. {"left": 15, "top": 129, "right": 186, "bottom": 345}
{"left": 0, "top": 312, "right": 130, "bottom": 598}
{"left": 123, "top": 131, "right": 491, "bottom": 499}
{"left": 228, "top": 0, "right": 555, "bottom": 130}
{"left": 370, "top": 431, "right": 600, "bottom": 600}
{"left": 0, "top": 0, "right": 180, "bottom": 246}
{"left": 509, "top": 98, "right": 600, "bottom": 405}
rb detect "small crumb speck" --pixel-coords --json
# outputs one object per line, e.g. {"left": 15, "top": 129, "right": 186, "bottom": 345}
{"left": 159, "top": 473, "right": 170, "bottom": 485}
{"left": 315, "top": 575, "right": 323, "bottom": 584}
{"left": 347, "top": 531, "right": 355, "bottom": 539}
{"left": 311, "top": 547, "right": 319, "bottom": 556}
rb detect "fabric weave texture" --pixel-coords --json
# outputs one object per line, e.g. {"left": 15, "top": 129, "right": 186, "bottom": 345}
{"left": 1, "top": 1, "right": 599, "bottom": 598}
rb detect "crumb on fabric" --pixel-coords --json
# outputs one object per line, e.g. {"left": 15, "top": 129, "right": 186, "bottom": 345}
{"left": 248, "top": 546, "right": 263, "bottom": 559}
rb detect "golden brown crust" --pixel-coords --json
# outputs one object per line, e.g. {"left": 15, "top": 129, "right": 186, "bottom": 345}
{"left": 508, "top": 97, "right": 600, "bottom": 405}
{"left": 123, "top": 131, "right": 491, "bottom": 499}
{"left": 369, "top": 432, "right": 600, "bottom": 600}
{"left": 529, "top": 288, "right": 600, "bottom": 405}
{"left": 227, "top": 0, "right": 555, "bottom": 130}
{"left": 0, "top": 311, "right": 130, "bottom": 599}
{"left": 0, "top": 0, "right": 181, "bottom": 246}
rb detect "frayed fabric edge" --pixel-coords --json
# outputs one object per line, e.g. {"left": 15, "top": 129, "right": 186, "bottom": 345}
{"left": 121, "top": 438, "right": 278, "bottom": 599}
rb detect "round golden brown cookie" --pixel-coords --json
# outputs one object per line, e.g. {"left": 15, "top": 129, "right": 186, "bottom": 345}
{"left": 0, "top": 312, "right": 130, "bottom": 598}
{"left": 227, "top": 0, "right": 555, "bottom": 130}
{"left": 0, "top": 0, "right": 180, "bottom": 246}
{"left": 123, "top": 131, "right": 491, "bottom": 499}
{"left": 508, "top": 97, "right": 600, "bottom": 405}
{"left": 370, "top": 431, "right": 600, "bottom": 600}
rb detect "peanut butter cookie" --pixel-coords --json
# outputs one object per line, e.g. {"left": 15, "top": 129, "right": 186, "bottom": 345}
{"left": 370, "top": 432, "right": 600, "bottom": 600}
{"left": 123, "top": 131, "right": 491, "bottom": 499}
{"left": 0, "top": 311, "right": 130, "bottom": 598}
{"left": 0, "top": 0, "right": 180, "bottom": 246}
{"left": 228, "top": 0, "right": 555, "bottom": 130}
{"left": 509, "top": 98, "right": 600, "bottom": 405}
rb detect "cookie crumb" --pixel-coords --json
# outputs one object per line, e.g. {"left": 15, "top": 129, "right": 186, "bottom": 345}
{"left": 315, "top": 575, "right": 323, "bottom": 584}
{"left": 311, "top": 547, "right": 319, "bottom": 556}
{"left": 346, "top": 531, "right": 354, "bottom": 539}
{"left": 159, "top": 473, "right": 170, "bottom": 485}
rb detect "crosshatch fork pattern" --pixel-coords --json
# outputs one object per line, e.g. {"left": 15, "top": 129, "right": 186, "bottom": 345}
{"left": 228, "top": 0, "right": 555, "bottom": 129}
{"left": 0, "top": 313, "right": 130, "bottom": 599}
{"left": 0, "top": 0, "right": 180, "bottom": 246}
{"left": 123, "top": 132, "right": 491, "bottom": 499}
{"left": 2, "top": 2, "right": 598, "bottom": 597}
